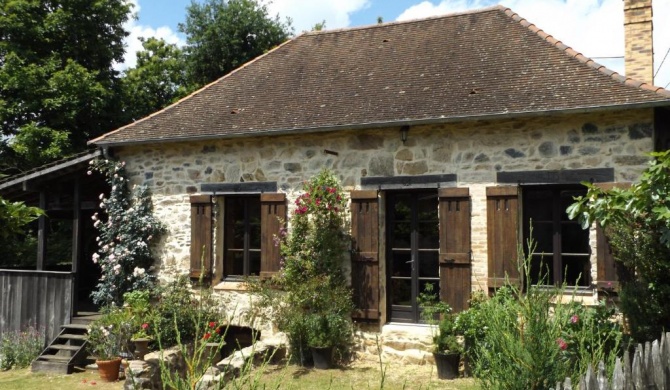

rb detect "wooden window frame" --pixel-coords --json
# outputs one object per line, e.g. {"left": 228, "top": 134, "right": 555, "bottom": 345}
{"left": 223, "top": 195, "right": 261, "bottom": 279}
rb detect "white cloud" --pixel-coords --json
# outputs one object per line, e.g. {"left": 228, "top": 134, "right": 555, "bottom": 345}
{"left": 263, "top": 0, "right": 371, "bottom": 33}
{"left": 117, "top": 0, "right": 185, "bottom": 71}
{"left": 396, "top": 0, "right": 670, "bottom": 88}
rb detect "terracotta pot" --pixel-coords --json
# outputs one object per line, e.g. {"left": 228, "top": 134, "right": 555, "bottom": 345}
{"left": 311, "top": 346, "right": 334, "bottom": 369}
{"left": 96, "top": 357, "right": 122, "bottom": 382}
{"left": 132, "top": 338, "right": 151, "bottom": 360}
{"left": 434, "top": 352, "right": 460, "bottom": 380}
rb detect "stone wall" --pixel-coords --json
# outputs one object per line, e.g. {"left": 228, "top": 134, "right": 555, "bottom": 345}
{"left": 115, "top": 108, "right": 654, "bottom": 339}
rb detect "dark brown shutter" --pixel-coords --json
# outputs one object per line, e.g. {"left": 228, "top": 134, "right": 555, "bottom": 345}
{"left": 438, "top": 188, "right": 471, "bottom": 313}
{"left": 260, "top": 193, "right": 286, "bottom": 279}
{"left": 350, "top": 190, "right": 380, "bottom": 320}
{"left": 190, "top": 195, "right": 212, "bottom": 280}
{"left": 594, "top": 182, "right": 631, "bottom": 291}
{"left": 486, "top": 186, "right": 520, "bottom": 288}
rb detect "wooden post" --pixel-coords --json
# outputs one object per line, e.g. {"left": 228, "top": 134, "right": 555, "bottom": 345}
{"left": 36, "top": 191, "right": 47, "bottom": 270}
{"left": 71, "top": 177, "right": 81, "bottom": 316}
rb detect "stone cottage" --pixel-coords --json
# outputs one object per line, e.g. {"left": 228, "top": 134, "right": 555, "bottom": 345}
{"left": 90, "top": 2, "right": 670, "bottom": 357}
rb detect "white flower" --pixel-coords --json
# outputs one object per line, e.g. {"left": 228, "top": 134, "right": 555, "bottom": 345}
{"left": 112, "top": 185, "right": 117, "bottom": 191}
{"left": 92, "top": 253, "right": 99, "bottom": 264}
{"left": 100, "top": 202, "right": 105, "bottom": 209}
{"left": 87, "top": 170, "right": 92, "bottom": 175}
{"left": 109, "top": 254, "right": 115, "bottom": 261}
{"left": 133, "top": 267, "right": 146, "bottom": 277}
{"left": 99, "top": 193, "right": 104, "bottom": 200}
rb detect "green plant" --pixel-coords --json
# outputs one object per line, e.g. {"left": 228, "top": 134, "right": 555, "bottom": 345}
{"left": 0, "top": 326, "right": 45, "bottom": 370}
{"left": 89, "top": 158, "right": 165, "bottom": 306}
{"left": 201, "top": 321, "right": 226, "bottom": 343}
{"left": 417, "top": 283, "right": 462, "bottom": 354}
{"left": 251, "top": 169, "right": 354, "bottom": 365}
{"left": 87, "top": 306, "right": 133, "bottom": 360}
{"left": 455, "top": 292, "right": 487, "bottom": 364}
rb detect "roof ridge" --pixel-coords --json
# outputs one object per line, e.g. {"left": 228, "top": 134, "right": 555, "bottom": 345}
{"left": 302, "top": 5, "right": 504, "bottom": 37}
{"left": 498, "top": 7, "right": 670, "bottom": 98}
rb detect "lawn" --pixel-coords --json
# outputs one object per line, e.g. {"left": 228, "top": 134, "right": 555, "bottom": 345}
{"left": 0, "top": 360, "right": 479, "bottom": 390}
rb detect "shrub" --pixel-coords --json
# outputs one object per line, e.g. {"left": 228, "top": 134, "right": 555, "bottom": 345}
{"left": 87, "top": 306, "right": 133, "bottom": 360}
{"left": 0, "top": 326, "right": 45, "bottom": 370}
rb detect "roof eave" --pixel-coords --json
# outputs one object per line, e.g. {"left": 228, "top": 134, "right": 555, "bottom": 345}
{"left": 92, "top": 100, "right": 670, "bottom": 148}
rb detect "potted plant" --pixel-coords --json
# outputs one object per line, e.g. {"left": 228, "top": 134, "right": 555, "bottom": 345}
{"left": 418, "top": 283, "right": 463, "bottom": 380}
{"left": 87, "top": 314, "right": 129, "bottom": 381}
{"left": 305, "top": 312, "right": 351, "bottom": 369}
{"left": 130, "top": 322, "right": 152, "bottom": 360}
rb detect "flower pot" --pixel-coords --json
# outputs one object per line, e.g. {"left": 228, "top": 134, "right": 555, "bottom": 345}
{"left": 311, "top": 347, "right": 333, "bottom": 369}
{"left": 96, "top": 357, "right": 122, "bottom": 382}
{"left": 434, "top": 352, "right": 460, "bottom": 380}
{"left": 131, "top": 338, "right": 151, "bottom": 360}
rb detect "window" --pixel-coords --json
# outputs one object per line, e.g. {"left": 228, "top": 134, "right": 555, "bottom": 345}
{"left": 523, "top": 185, "right": 590, "bottom": 286}
{"left": 224, "top": 196, "right": 261, "bottom": 278}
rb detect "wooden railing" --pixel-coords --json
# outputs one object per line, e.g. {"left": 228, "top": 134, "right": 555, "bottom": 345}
{"left": 0, "top": 269, "right": 75, "bottom": 345}
{"left": 552, "top": 332, "right": 670, "bottom": 390}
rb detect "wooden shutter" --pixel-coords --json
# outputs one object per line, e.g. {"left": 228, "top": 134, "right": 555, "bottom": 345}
{"left": 350, "top": 190, "right": 380, "bottom": 320}
{"left": 486, "top": 186, "right": 520, "bottom": 288}
{"left": 438, "top": 188, "right": 471, "bottom": 313}
{"left": 594, "top": 182, "right": 631, "bottom": 291}
{"left": 190, "top": 195, "right": 213, "bottom": 280}
{"left": 260, "top": 193, "right": 286, "bottom": 279}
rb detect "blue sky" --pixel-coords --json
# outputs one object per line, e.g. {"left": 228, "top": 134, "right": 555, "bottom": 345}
{"left": 123, "top": 0, "right": 670, "bottom": 88}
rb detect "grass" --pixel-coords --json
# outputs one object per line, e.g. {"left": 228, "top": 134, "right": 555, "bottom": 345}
{"left": 0, "top": 360, "right": 479, "bottom": 390}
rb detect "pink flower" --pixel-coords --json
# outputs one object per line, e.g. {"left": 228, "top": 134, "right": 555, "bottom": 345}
{"left": 141, "top": 323, "right": 149, "bottom": 330}
{"left": 570, "top": 315, "right": 579, "bottom": 324}
{"left": 557, "top": 338, "right": 568, "bottom": 350}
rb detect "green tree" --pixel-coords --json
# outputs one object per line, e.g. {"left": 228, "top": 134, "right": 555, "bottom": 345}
{"left": 121, "top": 37, "right": 189, "bottom": 122}
{"left": 568, "top": 150, "right": 670, "bottom": 341}
{"left": 0, "top": 197, "right": 44, "bottom": 268}
{"left": 179, "top": 0, "right": 292, "bottom": 89}
{"left": 0, "top": 0, "right": 132, "bottom": 173}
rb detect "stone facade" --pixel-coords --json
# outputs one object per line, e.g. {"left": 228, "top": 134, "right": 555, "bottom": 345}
{"left": 115, "top": 108, "right": 654, "bottom": 356}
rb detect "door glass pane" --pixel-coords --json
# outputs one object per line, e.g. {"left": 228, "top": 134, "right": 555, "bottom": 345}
{"left": 392, "top": 222, "right": 411, "bottom": 248}
{"left": 392, "top": 251, "right": 412, "bottom": 277}
{"left": 525, "top": 190, "right": 553, "bottom": 221}
{"left": 392, "top": 195, "right": 411, "bottom": 221}
{"left": 390, "top": 279, "right": 412, "bottom": 306}
{"left": 249, "top": 250, "right": 261, "bottom": 276}
{"left": 418, "top": 222, "right": 439, "bottom": 249}
{"left": 250, "top": 223, "right": 261, "bottom": 249}
{"left": 418, "top": 251, "right": 439, "bottom": 278}
{"left": 417, "top": 193, "right": 438, "bottom": 222}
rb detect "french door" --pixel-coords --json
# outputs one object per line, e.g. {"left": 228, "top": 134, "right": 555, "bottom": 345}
{"left": 387, "top": 191, "right": 440, "bottom": 323}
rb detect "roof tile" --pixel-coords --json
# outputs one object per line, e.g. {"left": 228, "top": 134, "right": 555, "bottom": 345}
{"left": 91, "top": 5, "right": 670, "bottom": 146}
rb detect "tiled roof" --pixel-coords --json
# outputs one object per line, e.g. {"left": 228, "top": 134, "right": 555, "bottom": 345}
{"left": 91, "top": 5, "right": 670, "bottom": 146}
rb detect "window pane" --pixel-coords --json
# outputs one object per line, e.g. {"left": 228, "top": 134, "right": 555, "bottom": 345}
{"left": 418, "top": 222, "right": 439, "bottom": 249}
{"left": 418, "top": 251, "right": 439, "bottom": 278}
{"left": 250, "top": 223, "right": 261, "bottom": 249}
{"left": 562, "top": 255, "right": 590, "bottom": 286}
{"left": 225, "top": 250, "right": 244, "bottom": 276}
{"left": 391, "top": 279, "right": 412, "bottom": 306}
{"left": 561, "top": 222, "right": 590, "bottom": 254}
{"left": 530, "top": 222, "right": 553, "bottom": 254}
{"left": 417, "top": 193, "right": 438, "bottom": 223}
{"left": 525, "top": 190, "right": 553, "bottom": 221}
{"left": 530, "top": 254, "right": 553, "bottom": 285}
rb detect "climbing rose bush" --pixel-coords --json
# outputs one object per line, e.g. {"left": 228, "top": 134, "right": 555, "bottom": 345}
{"left": 89, "top": 159, "right": 164, "bottom": 306}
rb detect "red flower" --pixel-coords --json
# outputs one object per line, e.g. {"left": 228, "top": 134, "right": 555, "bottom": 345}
{"left": 556, "top": 338, "right": 568, "bottom": 350}
{"left": 141, "top": 323, "right": 149, "bottom": 330}
{"left": 203, "top": 333, "right": 211, "bottom": 340}
{"left": 208, "top": 321, "right": 217, "bottom": 329}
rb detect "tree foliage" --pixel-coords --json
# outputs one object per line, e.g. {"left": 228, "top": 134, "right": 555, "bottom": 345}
{"left": 179, "top": 0, "right": 292, "bottom": 88}
{"left": 0, "top": 0, "right": 132, "bottom": 173}
{"left": 568, "top": 150, "right": 670, "bottom": 341}
{"left": 121, "top": 37, "right": 189, "bottom": 122}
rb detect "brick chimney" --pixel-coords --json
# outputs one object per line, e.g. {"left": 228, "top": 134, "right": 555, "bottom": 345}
{"left": 624, "top": 0, "right": 654, "bottom": 84}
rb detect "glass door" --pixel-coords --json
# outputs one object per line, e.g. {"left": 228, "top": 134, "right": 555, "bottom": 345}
{"left": 387, "top": 191, "right": 440, "bottom": 323}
